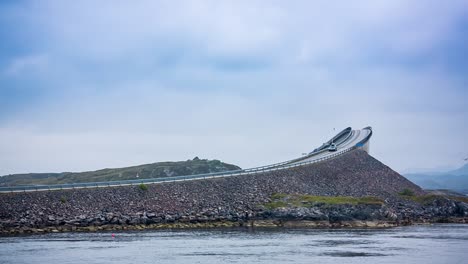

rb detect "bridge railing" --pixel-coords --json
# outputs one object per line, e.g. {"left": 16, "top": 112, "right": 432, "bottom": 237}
{"left": 0, "top": 128, "right": 373, "bottom": 193}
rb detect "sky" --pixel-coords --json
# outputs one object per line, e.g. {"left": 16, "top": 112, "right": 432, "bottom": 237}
{"left": 0, "top": 0, "right": 467, "bottom": 175}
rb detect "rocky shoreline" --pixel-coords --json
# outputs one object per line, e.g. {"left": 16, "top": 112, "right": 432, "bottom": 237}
{"left": 2, "top": 214, "right": 467, "bottom": 236}
{"left": 2, "top": 194, "right": 467, "bottom": 236}
{"left": 1, "top": 150, "right": 467, "bottom": 236}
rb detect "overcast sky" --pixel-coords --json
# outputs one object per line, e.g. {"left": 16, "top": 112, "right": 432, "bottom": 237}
{"left": 1, "top": 0, "right": 467, "bottom": 175}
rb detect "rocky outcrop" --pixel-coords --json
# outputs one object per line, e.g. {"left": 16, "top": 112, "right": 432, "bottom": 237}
{"left": 0, "top": 150, "right": 466, "bottom": 235}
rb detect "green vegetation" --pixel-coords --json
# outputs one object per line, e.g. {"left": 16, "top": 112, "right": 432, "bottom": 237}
{"left": 399, "top": 193, "right": 468, "bottom": 205}
{"left": 59, "top": 196, "right": 67, "bottom": 203}
{"left": 270, "top": 193, "right": 288, "bottom": 200}
{"left": 138, "top": 183, "right": 148, "bottom": 191}
{"left": 400, "top": 194, "right": 438, "bottom": 205}
{"left": 0, "top": 158, "right": 241, "bottom": 186}
{"left": 397, "top": 189, "right": 442, "bottom": 205}
{"left": 264, "top": 200, "right": 288, "bottom": 210}
{"left": 452, "top": 196, "right": 468, "bottom": 203}
{"left": 264, "top": 194, "right": 384, "bottom": 209}
{"left": 398, "top": 188, "right": 415, "bottom": 196}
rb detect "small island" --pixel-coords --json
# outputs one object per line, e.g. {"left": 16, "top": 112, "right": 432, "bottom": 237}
{"left": 1, "top": 149, "right": 467, "bottom": 235}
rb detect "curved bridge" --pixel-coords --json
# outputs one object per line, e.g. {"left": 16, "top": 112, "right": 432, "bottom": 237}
{"left": 0, "top": 127, "right": 372, "bottom": 193}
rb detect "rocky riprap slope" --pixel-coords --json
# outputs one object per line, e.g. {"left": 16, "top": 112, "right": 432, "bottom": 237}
{"left": 1, "top": 150, "right": 467, "bottom": 234}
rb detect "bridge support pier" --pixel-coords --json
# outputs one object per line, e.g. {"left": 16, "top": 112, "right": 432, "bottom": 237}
{"left": 361, "top": 140, "right": 370, "bottom": 153}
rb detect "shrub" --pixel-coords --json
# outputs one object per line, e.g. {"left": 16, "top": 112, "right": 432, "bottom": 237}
{"left": 138, "top": 183, "right": 148, "bottom": 191}
{"left": 60, "top": 196, "right": 67, "bottom": 203}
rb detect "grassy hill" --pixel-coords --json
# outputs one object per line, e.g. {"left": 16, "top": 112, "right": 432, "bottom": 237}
{"left": 0, "top": 157, "right": 241, "bottom": 186}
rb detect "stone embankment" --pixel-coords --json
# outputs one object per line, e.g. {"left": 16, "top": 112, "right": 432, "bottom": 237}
{"left": 1, "top": 150, "right": 467, "bottom": 235}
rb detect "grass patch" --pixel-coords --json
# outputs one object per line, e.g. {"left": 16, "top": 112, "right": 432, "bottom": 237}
{"left": 452, "top": 196, "right": 468, "bottom": 203}
{"left": 138, "top": 183, "right": 148, "bottom": 191}
{"left": 59, "top": 196, "right": 67, "bottom": 203}
{"left": 263, "top": 193, "right": 384, "bottom": 209}
{"left": 398, "top": 188, "right": 415, "bottom": 196}
{"left": 400, "top": 194, "right": 468, "bottom": 205}
{"left": 264, "top": 200, "right": 288, "bottom": 210}
{"left": 271, "top": 193, "right": 288, "bottom": 200}
{"left": 297, "top": 195, "right": 384, "bottom": 206}
{"left": 403, "top": 194, "right": 439, "bottom": 205}
{"left": 398, "top": 188, "right": 438, "bottom": 204}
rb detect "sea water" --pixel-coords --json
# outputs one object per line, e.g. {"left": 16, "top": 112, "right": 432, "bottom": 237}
{"left": 1, "top": 224, "right": 467, "bottom": 264}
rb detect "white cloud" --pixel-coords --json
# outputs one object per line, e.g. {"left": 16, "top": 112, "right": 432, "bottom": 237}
{"left": 1, "top": 0, "right": 467, "bottom": 175}
{"left": 3, "top": 54, "right": 49, "bottom": 76}
{"left": 18, "top": 0, "right": 467, "bottom": 63}
{"left": 1, "top": 65, "right": 467, "bottom": 175}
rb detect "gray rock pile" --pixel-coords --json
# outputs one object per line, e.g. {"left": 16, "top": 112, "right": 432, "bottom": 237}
{"left": 0, "top": 150, "right": 466, "bottom": 234}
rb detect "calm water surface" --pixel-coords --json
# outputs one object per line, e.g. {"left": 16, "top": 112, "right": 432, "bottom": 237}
{"left": 1, "top": 224, "right": 467, "bottom": 264}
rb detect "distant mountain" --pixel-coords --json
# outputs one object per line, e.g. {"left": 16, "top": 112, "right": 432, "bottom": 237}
{"left": 405, "top": 163, "right": 468, "bottom": 194}
{"left": 448, "top": 164, "right": 468, "bottom": 176}
{"left": 0, "top": 157, "right": 241, "bottom": 187}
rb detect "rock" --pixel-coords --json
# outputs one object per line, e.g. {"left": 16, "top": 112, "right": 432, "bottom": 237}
{"left": 105, "top": 213, "right": 114, "bottom": 221}
{"left": 164, "top": 215, "right": 175, "bottom": 223}
{"left": 129, "top": 218, "right": 140, "bottom": 225}
{"left": 147, "top": 213, "right": 156, "bottom": 218}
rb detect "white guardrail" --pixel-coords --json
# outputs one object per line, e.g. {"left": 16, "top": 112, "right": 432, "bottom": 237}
{"left": 0, "top": 127, "right": 372, "bottom": 193}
